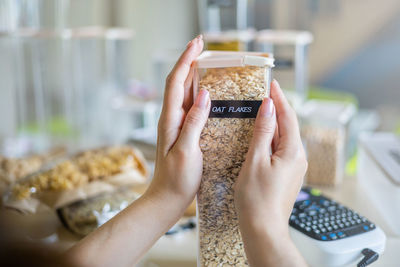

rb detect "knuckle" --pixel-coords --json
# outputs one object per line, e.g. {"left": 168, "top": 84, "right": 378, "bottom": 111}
{"left": 254, "top": 122, "right": 275, "bottom": 135}
{"left": 165, "top": 73, "right": 176, "bottom": 87}
{"left": 171, "top": 145, "right": 196, "bottom": 160}
{"left": 185, "top": 110, "right": 203, "bottom": 126}
{"left": 295, "top": 149, "right": 308, "bottom": 172}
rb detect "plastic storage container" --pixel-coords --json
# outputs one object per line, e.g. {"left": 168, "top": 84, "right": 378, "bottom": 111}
{"left": 255, "top": 30, "right": 313, "bottom": 101}
{"left": 197, "top": 0, "right": 254, "bottom": 33}
{"left": 299, "top": 100, "right": 356, "bottom": 186}
{"left": 203, "top": 29, "right": 256, "bottom": 51}
{"left": 194, "top": 51, "right": 274, "bottom": 266}
{"left": 358, "top": 132, "right": 400, "bottom": 237}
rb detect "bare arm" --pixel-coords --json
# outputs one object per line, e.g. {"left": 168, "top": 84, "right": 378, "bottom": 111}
{"left": 235, "top": 80, "right": 308, "bottom": 267}
{"left": 66, "top": 35, "right": 210, "bottom": 267}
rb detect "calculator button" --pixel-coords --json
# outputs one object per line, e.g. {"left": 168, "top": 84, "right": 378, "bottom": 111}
{"left": 310, "top": 188, "right": 321, "bottom": 196}
{"left": 308, "top": 210, "right": 317, "bottom": 216}
{"left": 321, "top": 235, "right": 327, "bottom": 241}
{"left": 328, "top": 206, "right": 336, "bottom": 212}
{"left": 329, "top": 233, "right": 337, "bottom": 240}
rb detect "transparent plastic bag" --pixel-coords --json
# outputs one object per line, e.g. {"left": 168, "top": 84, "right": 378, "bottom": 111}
{"left": 57, "top": 188, "right": 139, "bottom": 236}
{"left": 3, "top": 146, "right": 148, "bottom": 213}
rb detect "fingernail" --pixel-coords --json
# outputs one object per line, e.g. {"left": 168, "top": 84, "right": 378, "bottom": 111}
{"left": 259, "top": 98, "right": 274, "bottom": 117}
{"left": 195, "top": 89, "right": 209, "bottom": 109}
{"left": 272, "top": 79, "right": 280, "bottom": 87}
{"left": 186, "top": 34, "right": 203, "bottom": 48}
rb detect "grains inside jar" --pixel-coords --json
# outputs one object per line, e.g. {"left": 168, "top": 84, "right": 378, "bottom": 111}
{"left": 198, "top": 66, "right": 269, "bottom": 266}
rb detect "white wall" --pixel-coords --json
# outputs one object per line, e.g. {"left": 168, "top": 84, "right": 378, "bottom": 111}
{"left": 113, "top": 0, "right": 199, "bottom": 83}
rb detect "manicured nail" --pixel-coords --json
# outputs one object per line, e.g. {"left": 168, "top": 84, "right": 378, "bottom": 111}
{"left": 186, "top": 34, "right": 203, "bottom": 48}
{"left": 195, "top": 89, "right": 209, "bottom": 109}
{"left": 259, "top": 98, "right": 274, "bottom": 117}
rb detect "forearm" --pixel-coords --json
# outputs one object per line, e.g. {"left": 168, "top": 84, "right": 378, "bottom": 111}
{"left": 240, "top": 218, "right": 307, "bottom": 267}
{"left": 66, "top": 189, "right": 186, "bottom": 267}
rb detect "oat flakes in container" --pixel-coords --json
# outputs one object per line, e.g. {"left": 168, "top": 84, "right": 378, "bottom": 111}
{"left": 194, "top": 51, "right": 274, "bottom": 266}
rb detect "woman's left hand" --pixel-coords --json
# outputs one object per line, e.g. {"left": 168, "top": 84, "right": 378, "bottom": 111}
{"left": 146, "top": 34, "right": 210, "bottom": 210}
{"left": 66, "top": 35, "right": 209, "bottom": 267}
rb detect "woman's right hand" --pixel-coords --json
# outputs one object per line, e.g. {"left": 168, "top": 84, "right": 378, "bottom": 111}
{"left": 234, "top": 80, "right": 308, "bottom": 267}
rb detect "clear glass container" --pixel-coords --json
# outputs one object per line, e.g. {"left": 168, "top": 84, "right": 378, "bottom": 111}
{"left": 197, "top": 0, "right": 255, "bottom": 33}
{"left": 203, "top": 28, "right": 256, "bottom": 52}
{"left": 299, "top": 100, "right": 356, "bottom": 186}
{"left": 194, "top": 51, "right": 274, "bottom": 266}
{"left": 255, "top": 30, "right": 313, "bottom": 101}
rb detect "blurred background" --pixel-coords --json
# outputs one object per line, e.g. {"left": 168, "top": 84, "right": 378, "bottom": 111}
{"left": 0, "top": 1, "right": 399, "bottom": 266}
{"left": 1, "top": 0, "right": 400, "bottom": 156}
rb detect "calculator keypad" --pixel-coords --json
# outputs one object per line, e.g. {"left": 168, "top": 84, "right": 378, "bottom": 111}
{"left": 290, "top": 188, "right": 376, "bottom": 241}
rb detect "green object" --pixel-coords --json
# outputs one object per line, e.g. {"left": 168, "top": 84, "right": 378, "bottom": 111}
{"left": 310, "top": 188, "right": 321, "bottom": 196}
{"left": 395, "top": 123, "right": 400, "bottom": 136}
{"left": 308, "top": 87, "right": 359, "bottom": 107}
{"left": 346, "top": 152, "right": 358, "bottom": 176}
{"left": 18, "top": 117, "right": 76, "bottom": 137}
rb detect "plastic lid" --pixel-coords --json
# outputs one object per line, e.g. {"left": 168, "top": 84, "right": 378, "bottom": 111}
{"left": 298, "top": 99, "right": 356, "bottom": 125}
{"left": 256, "top": 30, "right": 313, "bottom": 45}
{"left": 9, "top": 27, "right": 135, "bottom": 40}
{"left": 195, "top": 51, "right": 275, "bottom": 68}
{"left": 360, "top": 132, "right": 400, "bottom": 186}
{"left": 203, "top": 28, "right": 256, "bottom": 43}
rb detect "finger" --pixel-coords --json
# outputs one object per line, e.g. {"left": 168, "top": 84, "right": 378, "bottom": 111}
{"left": 247, "top": 98, "right": 276, "bottom": 162}
{"left": 182, "top": 66, "right": 195, "bottom": 112}
{"left": 163, "top": 35, "right": 203, "bottom": 117}
{"left": 270, "top": 79, "right": 302, "bottom": 155}
{"left": 173, "top": 89, "right": 210, "bottom": 150}
{"left": 272, "top": 124, "right": 280, "bottom": 153}
{"left": 158, "top": 35, "right": 204, "bottom": 154}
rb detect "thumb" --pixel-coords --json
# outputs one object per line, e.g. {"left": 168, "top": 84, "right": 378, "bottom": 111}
{"left": 174, "top": 89, "right": 210, "bottom": 149}
{"left": 248, "top": 98, "right": 276, "bottom": 161}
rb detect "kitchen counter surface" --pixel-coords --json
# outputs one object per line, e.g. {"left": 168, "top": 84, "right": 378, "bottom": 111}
{"left": 1, "top": 176, "right": 399, "bottom": 267}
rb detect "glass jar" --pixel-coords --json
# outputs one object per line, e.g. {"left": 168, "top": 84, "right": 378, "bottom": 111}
{"left": 255, "top": 30, "right": 313, "bottom": 101}
{"left": 203, "top": 29, "right": 256, "bottom": 51}
{"left": 299, "top": 100, "right": 356, "bottom": 186}
{"left": 194, "top": 51, "right": 274, "bottom": 266}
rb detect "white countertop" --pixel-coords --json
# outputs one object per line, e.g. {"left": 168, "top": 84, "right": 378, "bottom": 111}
{"left": 140, "top": 176, "right": 400, "bottom": 267}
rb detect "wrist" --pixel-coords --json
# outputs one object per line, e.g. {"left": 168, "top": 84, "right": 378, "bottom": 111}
{"left": 143, "top": 182, "right": 190, "bottom": 216}
{"left": 239, "top": 211, "right": 291, "bottom": 244}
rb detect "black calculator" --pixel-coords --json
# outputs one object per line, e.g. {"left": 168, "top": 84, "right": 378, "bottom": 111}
{"left": 289, "top": 187, "right": 376, "bottom": 242}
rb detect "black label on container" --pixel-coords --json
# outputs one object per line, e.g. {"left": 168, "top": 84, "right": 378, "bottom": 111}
{"left": 209, "top": 100, "right": 262, "bottom": 118}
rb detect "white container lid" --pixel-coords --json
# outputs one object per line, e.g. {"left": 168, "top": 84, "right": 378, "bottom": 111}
{"left": 359, "top": 132, "right": 400, "bottom": 186}
{"left": 195, "top": 51, "right": 275, "bottom": 69}
{"left": 9, "top": 27, "right": 135, "bottom": 40}
{"left": 203, "top": 28, "right": 256, "bottom": 43}
{"left": 256, "top": 30, "right": 313, "bottom": 45}
{"left": 298, "top": 99, "right": 356, "bottom": 125}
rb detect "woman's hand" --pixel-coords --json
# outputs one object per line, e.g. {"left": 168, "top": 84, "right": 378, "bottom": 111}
{"left": 146, "top": 34, "right": 210, "bottom": 209}
{"left": 66, "top": 35, "right": 209, "bottom": 267}
{"left": 235, "top": 80, "right": 308, "bottom": 267}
